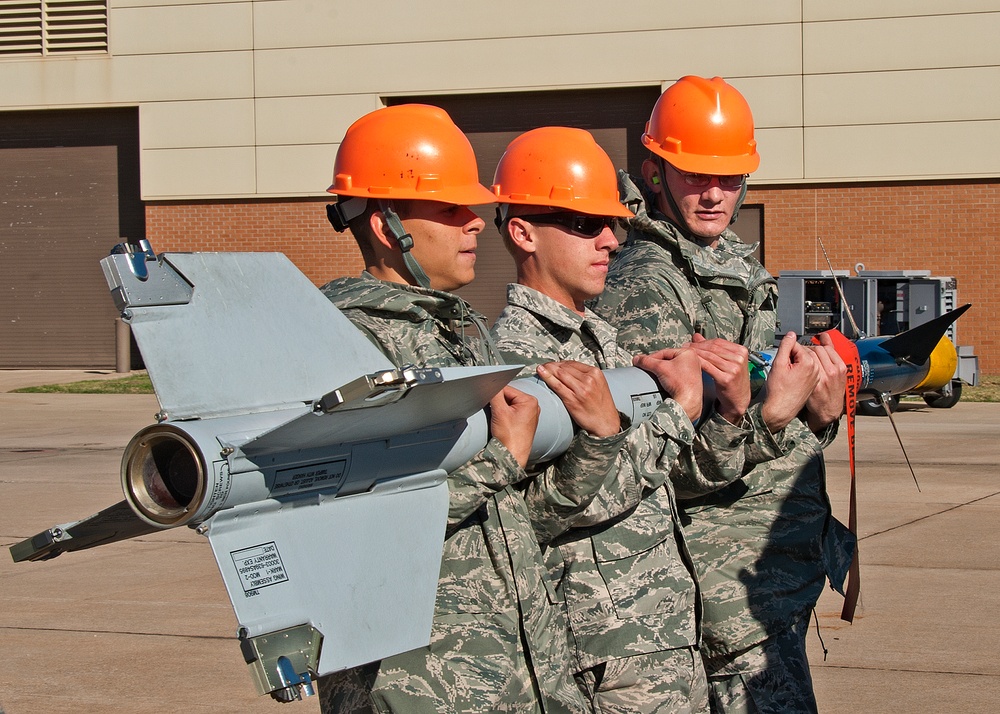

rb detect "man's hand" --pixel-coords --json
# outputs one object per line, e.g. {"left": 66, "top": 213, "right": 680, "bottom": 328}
{"left": 761, "top": 331, "right": 820, "bottom": 433}
{"left": 804, "top": 332, "right": 848, "bottom": 431}
{"left": 689, "top": 334, "right": 751, "bottom": 425}
{"left": 536, "top": 361, "right": 620, "bottom": 438}
{"left": 633, "top": 348, "right": 703, "bottom": 424}
{"left": 489, "top": 386, "right": 540, "bottom": 469}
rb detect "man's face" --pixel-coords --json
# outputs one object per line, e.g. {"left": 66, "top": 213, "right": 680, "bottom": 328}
{"left": 516, "top": 211, "right": 620, "bottom": 313}
{"left": 401, "top": 200, "right": 485, "bottom": 292}
{"left": 647, "top": 160, "right": 743, "bottom": 246}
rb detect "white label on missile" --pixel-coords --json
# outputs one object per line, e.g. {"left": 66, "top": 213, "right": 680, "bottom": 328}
{"left": 231, "top": 541, "right": 289, "bottom": 594}
{"left": 206, "top": 460, "right": 233, "bottom": 515}
{"left": 271, "top": 459, "right": 348, "bottom": 496}
{"left": 631, "top": 392, "right": 663, "bottom": 423}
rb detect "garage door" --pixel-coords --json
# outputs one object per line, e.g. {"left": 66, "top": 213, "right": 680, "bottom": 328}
{"left": 392, "top": 87, "right": 660, "bottom": 322}
{"left": 0, "top": 108, "right": 143, "bottom": 367}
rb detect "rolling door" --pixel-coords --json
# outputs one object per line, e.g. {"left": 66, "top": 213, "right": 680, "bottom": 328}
{"left": 0, "top": 108, "right": 142, "bottom": 367}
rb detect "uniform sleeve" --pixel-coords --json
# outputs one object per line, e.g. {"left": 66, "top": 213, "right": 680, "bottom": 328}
{"left": 741, "top": 402, "right": 790, "bottom": 465}
{"left": 520, "top": 428, "right": 629, "bottom": 545}
{"left": 813, "top": 417, "right": 840, "bottom": 448}
{"left": 740, "top": 403, "right": 841, "bottom": 465}
{"left": 671, "top": 411, "right": 751, "bottom": 499}
{"left": 444, "top": 437, "right": 525, "bottom": 530}
{"left": 566, "top": 398, "right": 696, "bottom": 527}
{"left": 338, "top": 309, "right": 410, "bottom": 366}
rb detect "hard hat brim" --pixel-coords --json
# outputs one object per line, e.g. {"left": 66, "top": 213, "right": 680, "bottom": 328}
{"left": 327, "top": 182, "right": 497, "bottom": 207}
{"left": 643, "top": 135, "right": 760, "bottom": 176}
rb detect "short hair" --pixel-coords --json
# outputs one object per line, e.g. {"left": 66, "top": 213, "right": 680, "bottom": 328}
{"left": 345, "top": 199, "right": 415, "bottom": 264}
{"left": 496, "top": 204, "right": 556, "bottom": 257}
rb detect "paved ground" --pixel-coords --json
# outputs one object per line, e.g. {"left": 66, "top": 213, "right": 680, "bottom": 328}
{"left": 1, "top": 371, "right": 998, "bottom": 712}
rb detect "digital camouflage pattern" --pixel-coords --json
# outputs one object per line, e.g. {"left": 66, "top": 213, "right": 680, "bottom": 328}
{"left": 493, "top": 284, "right": 757, "bottom": 713}
{"left": 576, "top": 648, "right": 710, "bottom": 714}
{"left": 702, "top": 613, "right": 816, "bottom": 714}
{"left": 594, "top": 173, "right": 855, "bottom": 712}
{"left": 316, "top": 273, "right": 623, "bottom": 714}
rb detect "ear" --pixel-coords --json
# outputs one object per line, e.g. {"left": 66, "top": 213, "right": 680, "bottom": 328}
{"left": 641, "top": 159, "right": 662, "bottom": 194}
{"left": 368, "top": 210, "right": 399, "bottom": 253}
{"left": 506, "top": 217, "right": 539, "bottom": 254}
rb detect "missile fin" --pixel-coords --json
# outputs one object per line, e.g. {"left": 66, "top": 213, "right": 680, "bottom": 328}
{"left": 878, "top": 304, "right": 971, "bottom": 365}
{"left": 101, "top": 251, "right": 395, "bottom": 421}
{"left": 243, "top": 365, "right": 521, "bottom": 455}
{"left": 9, "top": 501, "right": 159, "bottom": 562}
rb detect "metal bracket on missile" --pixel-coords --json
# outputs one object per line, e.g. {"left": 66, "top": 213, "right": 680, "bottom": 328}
{"left": 110, "top": 239, "right": 157, "bottom": 280}
{"left": 102, "top": 241, "right": 193, "bottom": 314}
{"left": 239, "top": 623, "right": 322, "bottom": 701}
{"left": 315, "top": 365, "right": 443, "bottom": 413}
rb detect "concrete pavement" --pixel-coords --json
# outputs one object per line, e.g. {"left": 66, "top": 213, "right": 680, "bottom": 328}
{"left": 1, "top": 371, "right": 998, "bottom": 712}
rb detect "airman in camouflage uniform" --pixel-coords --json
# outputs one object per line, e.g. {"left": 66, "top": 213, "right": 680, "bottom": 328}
{"left": 593, "top": 77, "right": 856, "bottom": 713}
{"left": 490, "top": 127, "right": 766, "bottom": 714}
{"left": 315, "top": 105, "right": 621, "bottom": 713}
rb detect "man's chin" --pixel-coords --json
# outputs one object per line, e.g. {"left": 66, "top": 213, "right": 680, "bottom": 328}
{"left": 690, "top": 221, "right": 727, "bottom": 242}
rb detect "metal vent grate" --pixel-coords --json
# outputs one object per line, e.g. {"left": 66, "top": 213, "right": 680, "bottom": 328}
{"left": 0, "top": 0, "right": 106, "bottom": 56}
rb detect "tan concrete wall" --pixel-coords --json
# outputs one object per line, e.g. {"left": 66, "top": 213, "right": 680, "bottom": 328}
{"left": 2, "top": 2, "right": 999, "bottom": 198}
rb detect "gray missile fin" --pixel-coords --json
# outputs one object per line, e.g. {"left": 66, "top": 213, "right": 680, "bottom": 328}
{"left": 9, "top": 501, "right": 159, "bottom": 562}
{"left": 101, "top": 251, "right": 395, "bottom": 420}
{"left": 243, "top": 365, "right": 521, "bottom": 455}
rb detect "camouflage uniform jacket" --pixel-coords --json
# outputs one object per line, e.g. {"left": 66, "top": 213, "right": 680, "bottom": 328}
{"left": 594, "top": 173, "right": 856, "bottom": 658}
{"left": 492, "top": 283, "right": 751, "bottom": 671}
{"left": 319, "top": 273, "right": 622, "bottom": 713}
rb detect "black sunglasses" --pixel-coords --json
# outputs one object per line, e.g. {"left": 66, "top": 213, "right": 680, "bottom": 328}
{"left": 517, "top": 212, "right": 617, "bottom": 238}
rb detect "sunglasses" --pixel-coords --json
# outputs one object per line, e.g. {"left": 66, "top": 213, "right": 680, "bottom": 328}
{"left": 518, "top": 212, "right": 617, "bottom": 238}
{"left": 678, "top": 171, "right": 746, "bottom": 190}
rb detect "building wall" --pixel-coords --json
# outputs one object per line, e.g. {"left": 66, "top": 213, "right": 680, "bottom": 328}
{"left": 145, "top": 199, "right": 364, "bottom": 283}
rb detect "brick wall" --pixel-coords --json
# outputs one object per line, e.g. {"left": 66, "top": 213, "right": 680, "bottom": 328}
{"left": 748, "top": 181, "right": 998, "bottom": 373}
{"left": 145, "top": 198, "right": 365, "bottom": 285}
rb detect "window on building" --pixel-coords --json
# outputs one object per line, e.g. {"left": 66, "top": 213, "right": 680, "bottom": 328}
{"left": 0, "top": 0, "right": 108, "bottom": 57}
{"left": 731, "top": 203, "right": 764, "bottom": 264}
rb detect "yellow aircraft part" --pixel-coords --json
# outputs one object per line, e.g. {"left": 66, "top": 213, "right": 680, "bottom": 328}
{"left": 912, "top": 336, "right": 958, "bottom": 391}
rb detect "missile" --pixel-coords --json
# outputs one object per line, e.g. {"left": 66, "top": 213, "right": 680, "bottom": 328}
{"left": 9, "top": 243, "right": 969, "bottom": 701}
{"left": 7, "top": 244, "right": 667, "bottom": 702}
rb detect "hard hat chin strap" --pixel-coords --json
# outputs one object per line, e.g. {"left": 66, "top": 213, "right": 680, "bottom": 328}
{"left": 656, "top": 158, "right": 696, "bottom": 240}
{"left": 494, "top": 204, "right": 510, "bottom": 231}
{"left": 731, "top": 179, "right": 748, "bottom": 225}
{"left": 378, "top": 200, "right": 433, "bottom": 290}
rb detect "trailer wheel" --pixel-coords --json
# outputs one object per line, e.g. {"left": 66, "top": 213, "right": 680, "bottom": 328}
{"left": 922, "top": 382, "right": 962, "bottom": 409}
{"left": 857, "top": 394, "right": 899, "bottom": 417}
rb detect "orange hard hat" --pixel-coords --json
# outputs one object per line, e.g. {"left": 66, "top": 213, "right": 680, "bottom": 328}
{"left": 492, "top": 127, "right": 633, "bottom": 218}
{"left": 328, "top": 104, "right": 495, "bottom": 206}
{"left": 642, "top": 76, "right": 760, "bottom": 176}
